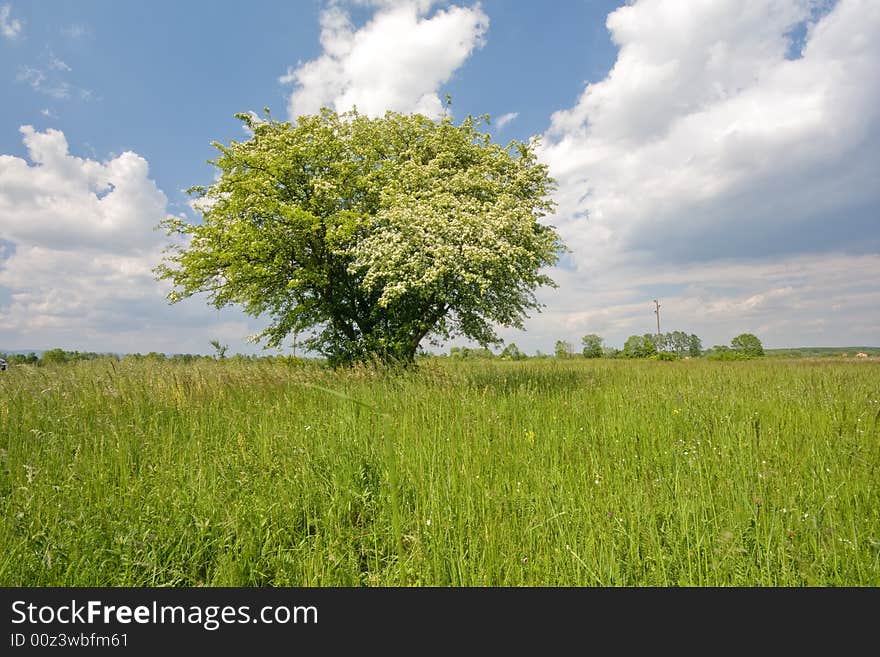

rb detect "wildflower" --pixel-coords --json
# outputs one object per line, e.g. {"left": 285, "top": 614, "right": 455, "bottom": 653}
{"left": 425, "top": 519, "right": 431, "bottom": 527}
{"left": 672, "top": 408, "right": 681, "bottom": 415}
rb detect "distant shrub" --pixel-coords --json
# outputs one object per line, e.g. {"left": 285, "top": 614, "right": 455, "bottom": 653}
{"left": 500, "top": 343, "right": 527, "bottom": 361}
{"left": 449, "top": 347, "right": 495, "bottom": 360}
{"left": 651, "top": 351, "right": 680, "bottom": 361}
{"left": 40, "top": 348, "right": 69, "bottom": 365}
{"left": 0, "top": 352, "right": 39, "bottom": 366}
{"left": 705, "top": 345, "right": 747, "bottom": 361}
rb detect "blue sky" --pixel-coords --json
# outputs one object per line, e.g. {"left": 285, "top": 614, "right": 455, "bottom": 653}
{"left": 1, "top": 0, "right": 878, "bottom": 355}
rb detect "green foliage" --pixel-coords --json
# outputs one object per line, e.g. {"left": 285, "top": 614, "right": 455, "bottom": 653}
{"left": 731, "top": 333, "right": 765, "bottom": 357}
{"left": 39, "top": 348, "right": 68, "bottom": 365}
{"left": 38, "top": 348, "right": 111, "bottom": 365}
{"left": 0, "top": 352, "right": 39, "bottom": 366}
{"left": 156, "top": 108, "right": 564, "bottom": 367}
{"left": 651, "top": 351, "right": 680, "bottom": 361}
{"left": 169, "top": 353, "right": 200, "bottom": 364}
{"left": 499, "top": 343, "right": 527, "bottom": 360}
{"left": 581, "top": 333, "right": 603, "bottom": 358}
{"left": 622, "top": 334, "right": 658, "bottom": 358}
{"left": 209, "top": 339, "right": 228, "bottom": 359}
{"left": 705, "top": 345, "right": 747, "bottom": 361}
{"left": 449, "top": 346, "right": 495, "bottom": 360}
{"left": 554, "top": 340, "right": 574, "bottom": 358}
{"left": 650, "top": 331, "right": 702, "bottom": 357}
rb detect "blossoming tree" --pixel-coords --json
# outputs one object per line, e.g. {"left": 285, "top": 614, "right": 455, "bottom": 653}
{"left": 155, "top": 108, "right": 565, "bottom": 366}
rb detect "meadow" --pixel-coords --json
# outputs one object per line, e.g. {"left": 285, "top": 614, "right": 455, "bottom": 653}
{"left": 1, "top": 357, "right": 877, "bottom": 586}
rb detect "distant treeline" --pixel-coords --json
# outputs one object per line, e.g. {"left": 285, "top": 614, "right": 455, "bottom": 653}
{"left": 3, "top": 340, "right": 874, "bottom": 369}
{"left": 447, "top": 331, "right": 766, "bottom": 361}
{"left": 765, "top": 347, "right": 879, "bottom": 358}
{"left": 0, "top": 348, "right": 305, "bottom": 367}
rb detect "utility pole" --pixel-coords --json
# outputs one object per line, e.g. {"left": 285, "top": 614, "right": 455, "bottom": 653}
{"left": 653, "top": 299, "right": 661, "bottom": 338}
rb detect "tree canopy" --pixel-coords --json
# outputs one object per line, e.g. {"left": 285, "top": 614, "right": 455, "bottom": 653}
{"left": 155, "top": 108, "right": 565, "bottom": 366}
{"left": 581, "top": 333, "right": 603, "bottom": 358}
{"left": 622, "top": 334, "right": 658, "bottom": 359}
{"left": 554, "top": 340, "right": 574, "bottom": 358}
{"left": 731, "top": 333, "right": 764, "bottom": 357}
{"left": 654, "top": 331, "right": 702, "bottom": 357}
{"left": 499, "top": 343, "right": 526, "bottom": 360}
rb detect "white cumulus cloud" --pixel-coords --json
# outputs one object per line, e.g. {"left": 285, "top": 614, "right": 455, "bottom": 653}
{"left": 541, "top": 0, "right": 880, "bottom": 266}
{"left": 0, "top": 127, "right": 285, "bottom": 354}
{"left": 0, "top": 126, "right": 168, "bottom": 252}
{"left": 0, "top": 126, "right": 170, "bottom": 343}
{"left": 515, "top": 0, "right": 880, "bottom": 351}
{"left": 281, "top": 0, "right": 488, "bottom": 119}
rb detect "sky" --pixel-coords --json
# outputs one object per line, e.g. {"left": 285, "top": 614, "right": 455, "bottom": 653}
{"left": 0, "top": 0, "right": 878, "bottom": 356}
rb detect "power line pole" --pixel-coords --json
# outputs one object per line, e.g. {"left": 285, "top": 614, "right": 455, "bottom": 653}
{"left": 653, "top": 299, "right": 661, "bottom": 338}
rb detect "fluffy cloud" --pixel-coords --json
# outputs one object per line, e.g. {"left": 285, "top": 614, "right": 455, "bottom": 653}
{"left": 281, "top": 0, "right": 488, "bottom": 118}
{"left": 0, "top": 126, "right": 166, "bottom": 345}
{"left": 522, "top": 0, "right": 880, "bottom": 351}
{"left": 0, "top": 4, "right": 22, "bottom": 40}
{"left": 0, "top": 127, "right": 258, "bottom": 353}
{"left": 0, "top": 126, "right": 168, "bottom": 252}
{"left": 541, "top": 0, "right": 880, "bottom": 265}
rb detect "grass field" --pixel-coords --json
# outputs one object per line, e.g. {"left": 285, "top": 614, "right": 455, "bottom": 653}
{"left": 1, "top": 357, "right": 878, "bottom": 586}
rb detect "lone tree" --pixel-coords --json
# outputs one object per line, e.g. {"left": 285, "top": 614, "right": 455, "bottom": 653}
{"left": 554, "top": 340, "right": 574, "bottom": 358}
{"left": 156, "top": 108, "right": 564, "bottom": 366}
{"left": 209, "top": 339, "right": 228, "bottom": 359}
{"left": 731, "top": 333, "right": 764, "bottom": 357}
{"left": 581, "top": 333, "right": 603, "bottom": 358}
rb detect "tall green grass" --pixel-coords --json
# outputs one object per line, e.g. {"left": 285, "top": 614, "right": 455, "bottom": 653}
{"left": 1, "top": 357, "right": 878, "bottom": 585}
